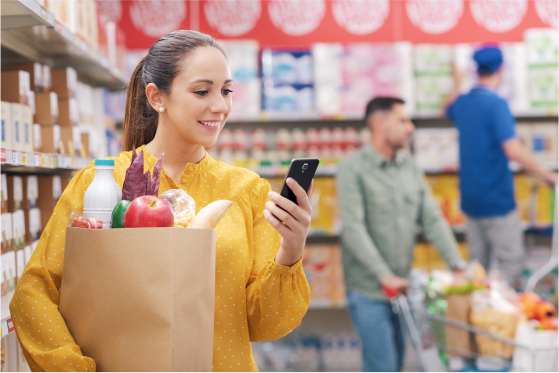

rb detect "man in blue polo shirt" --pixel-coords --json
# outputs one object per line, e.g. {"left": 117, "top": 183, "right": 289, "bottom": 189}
{"left": 445, "top": 46, "right": 557, "bottom": 284}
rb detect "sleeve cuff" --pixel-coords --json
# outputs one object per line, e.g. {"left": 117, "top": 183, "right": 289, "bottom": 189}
{"left": 268, "top": 255, "right": 304, "bottom": 275}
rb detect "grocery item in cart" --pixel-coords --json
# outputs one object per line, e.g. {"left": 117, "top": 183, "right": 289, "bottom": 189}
{"left": 470, "top": 278, "right": 522, "bottom": 358}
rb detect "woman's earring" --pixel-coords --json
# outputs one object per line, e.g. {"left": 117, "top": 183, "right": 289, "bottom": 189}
{"left": 159, "top": 107, "right": 164, "bottom": 112}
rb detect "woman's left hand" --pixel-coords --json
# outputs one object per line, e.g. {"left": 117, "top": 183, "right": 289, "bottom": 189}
{"left": 263, "top": 178, "right": 314, "bottom": 267}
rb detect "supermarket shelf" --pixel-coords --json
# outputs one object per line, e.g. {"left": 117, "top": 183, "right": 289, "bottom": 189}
{"left": 1, "top": 0, "right": 126, "bottom": 89}
{"left": 1, "top": 289, "right": 15, "bottom": 338}
{"left": 1, "top": 148, "right": 92, "bottom": 174}
{"left": 227, "top": 113, "right": 558, "bottom": 129}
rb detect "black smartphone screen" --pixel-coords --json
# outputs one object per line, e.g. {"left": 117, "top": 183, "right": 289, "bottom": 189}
{"left": 279, "top": 158, "right": 320, "bottom": 205}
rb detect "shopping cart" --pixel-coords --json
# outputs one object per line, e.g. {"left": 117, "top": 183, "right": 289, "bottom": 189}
{"left": 383, "top": 185, "right": 559, "bottom": 372}
{"left": 384, "top": 286, "right": 558, "bottom": 372}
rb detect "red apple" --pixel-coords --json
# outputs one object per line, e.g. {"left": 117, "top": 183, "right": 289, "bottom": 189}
{"left": 124, "top": 195, "right": 174, "bottom": 228}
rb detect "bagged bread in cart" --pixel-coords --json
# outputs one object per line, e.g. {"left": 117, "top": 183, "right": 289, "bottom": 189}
{"left": 469, "top": 275, "right": 521, "bottom": 359}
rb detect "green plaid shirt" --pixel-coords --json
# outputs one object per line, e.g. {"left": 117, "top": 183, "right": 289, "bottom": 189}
{"left": 337, "top": 144, "right": 463, "bottom": 301}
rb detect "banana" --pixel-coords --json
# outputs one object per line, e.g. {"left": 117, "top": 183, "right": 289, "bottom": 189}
{"left": 188, "top": 200, "right": 233, "bottom": 229}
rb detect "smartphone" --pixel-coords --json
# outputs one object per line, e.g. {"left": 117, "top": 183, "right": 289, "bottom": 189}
{"left": 279, "top": 158, "right": 320, "bottom": 205}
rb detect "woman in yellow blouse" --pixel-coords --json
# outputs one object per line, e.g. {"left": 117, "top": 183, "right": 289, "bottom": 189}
{"left": 10, "top": 31, "right": 312, "bottom": 372}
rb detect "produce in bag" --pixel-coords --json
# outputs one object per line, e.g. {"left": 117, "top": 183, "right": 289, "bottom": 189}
{"left": 189, "top": 200, "right": 233, "bottom": 229}
{"left": 111, "top": 147, "right": 170, "bottom": 228}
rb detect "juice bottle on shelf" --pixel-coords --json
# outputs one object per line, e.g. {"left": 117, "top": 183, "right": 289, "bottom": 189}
{"left": 83, "top": 159, "right": 122, "bottom": 226}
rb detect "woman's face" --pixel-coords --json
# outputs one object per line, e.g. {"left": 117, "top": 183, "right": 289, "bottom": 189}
{"left": 162, "top": 46, "right": 232, "bottom": 148}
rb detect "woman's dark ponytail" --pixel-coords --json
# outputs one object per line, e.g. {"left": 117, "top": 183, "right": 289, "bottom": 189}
{"left": 122, "top": 56, "right": 158, "bottom": 151}
{"left": 122, "top": 30, "right": 227, "bottom": 151}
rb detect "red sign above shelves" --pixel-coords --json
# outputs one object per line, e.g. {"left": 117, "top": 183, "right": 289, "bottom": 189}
{"left": 108, "top": 0, "right": 556, "bottom": 50}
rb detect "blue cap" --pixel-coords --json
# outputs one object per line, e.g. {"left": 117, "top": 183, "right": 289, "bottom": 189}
{"left": 473, "top": 47, "right": 503, "bottom": 75}
{"left": 95, "top": 159, "right": 115, "bottom": 167}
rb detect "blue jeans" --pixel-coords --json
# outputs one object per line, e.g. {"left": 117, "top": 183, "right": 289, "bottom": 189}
{"left": 347, "top": 291, "right": 405, "bottom": 372}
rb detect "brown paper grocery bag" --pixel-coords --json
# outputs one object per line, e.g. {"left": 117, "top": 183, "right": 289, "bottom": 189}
{"left": 59, "top": 227, "right": 216, "bottom": 372}
{"left": 445, "top": 294, "right": 477, "bottom": 357}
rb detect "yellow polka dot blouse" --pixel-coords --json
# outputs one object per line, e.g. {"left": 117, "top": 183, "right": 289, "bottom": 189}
{"left": 10, "top": 146, "right": 311, "bottom": 372}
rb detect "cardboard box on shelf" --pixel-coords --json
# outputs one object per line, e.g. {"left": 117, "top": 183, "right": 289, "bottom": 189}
{"left": 26, "top": 208, "right": 42, "bottom": 243}
{"left": 12, "top": 210, "right": 26, "bottom": 250}
{"left": 60, "top": 175, "right": 71, "bottom": 191}
{"left": 7, "top": 176, "right": 23, "bottom": 212}
{"left": 38, "top": 176, "right": 62, "bottom": 229}
{"left": 40, "top": 124, "right": 61, "bottom": 154}
{"left": 1, "top": 101, "right": 13, "bottom": 149}
{"left": 11, "top": 103, "right": 24, "bottom": 151}
{"left": 60, "top": 125, "right": 73, "bottom": 155}
{"left": 51, "top": 67, "right": 78, "bottom": 99}
{"left": 22, "top": 176, "right": 39, "bottom": 210}
{"left": 58, "top": 97, "right": 79, "bottom": 127}
{"left": 35, "top": 91, "right": 59, "bottom": 125}
{"left": 81, "top": 132, "right": 90, "bottom": 157}
{"left": 3, "top": 63, "right": 43, "bottom": 92}
{"left": 1, "top": 70, "right": 30, "bottom": 105}
{"left": 22, "top": 105, "right": 34, "bottom": 152}
{"left": 1, "top": 174, "right": 7, "bottom": 214}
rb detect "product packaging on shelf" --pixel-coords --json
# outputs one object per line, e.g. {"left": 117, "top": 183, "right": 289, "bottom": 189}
{"left": 524, "top": 29, "right": 558, "bottom": 111}
{"left": 0, "top": 174, "right": 8, "bottom": 214}
{"left": 26, "top": 208, "right": 42, "bottom": 243}
{"left": 42, "top": 65, "right": 52, "bottom": 92}
{"left": 38, "top": 176, "right": 62, "bottom": 230}
{"left": 51, "top": 67, "right": 78, "bottom": 99}
{"left": 22, "top": 176, "right": 39, "bottom": 210}
{"left": 1, "top": 101, "right": 13, "bottom": 149}
{"left": 3, "top": 63, "right": 43, "bottom": 93}
{"left": 414, "top": 44, "right": 453, "bottom": 114}
{"left": 7, "top": 176, "right": 23, "bottom": 212}
{"left": 34, "top": 91, "right": 59, "bottom": 126}
{"left": 1, "top": 70, "right": 30, "bottom": 105}
{"left": 22, "top": 105, "right": 34, "bottom": 152}
{"left": 302, "top": 244, "right": 346, "bottom": 308}
{"left": 72, "top": 126, "right": 82, "bottom": 154}
{"left": 1, "top": 213, "right": 13, "bottom": 254}
{"left": 12, "top": 210, "right": 26, "bottom": 250}
{"left": 24, "top": 243, "right": 35, "bottom": 264}
{"left": 11, "top": 103, "right": 23, "bottom": 151}
{"left": 33, "top": 124, "right": 42, "bottom": 152}
{"left": 16, "top": 248, "right": 25, "bottom": 282}
{"left": 413, "top": 128, "right": 459, "bottom": 172}
{"left": 1, "top": 250, "right": 16, "bottom": 296}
